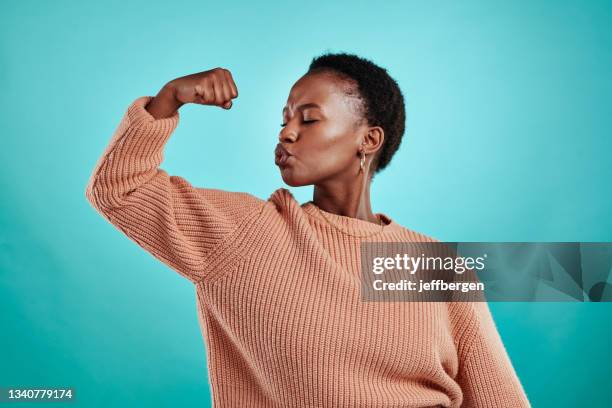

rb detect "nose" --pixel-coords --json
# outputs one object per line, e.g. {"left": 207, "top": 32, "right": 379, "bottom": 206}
{"left": 279, "top": 126, "right": 297, "bottom": 143}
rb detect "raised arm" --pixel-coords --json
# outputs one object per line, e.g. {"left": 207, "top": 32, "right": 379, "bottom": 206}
{"left": 85, "top": 68, "right": 265, "bottom": 284}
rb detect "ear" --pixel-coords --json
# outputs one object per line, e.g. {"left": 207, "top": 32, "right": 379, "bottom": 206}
{"left": 362, "top": 126, "right": 384, "bottom": 155}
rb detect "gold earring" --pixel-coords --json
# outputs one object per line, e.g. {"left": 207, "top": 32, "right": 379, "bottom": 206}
{"left": 359, "top": 148, "right": 365, "bottom": 172}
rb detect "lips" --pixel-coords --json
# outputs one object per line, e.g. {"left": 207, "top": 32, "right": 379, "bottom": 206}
{"left": 274, "top": 144, "right": 293, "bottom": 167}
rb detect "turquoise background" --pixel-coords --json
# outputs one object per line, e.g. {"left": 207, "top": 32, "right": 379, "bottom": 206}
{"left": 1, "top": 0, "right": 611, "bottom": 407}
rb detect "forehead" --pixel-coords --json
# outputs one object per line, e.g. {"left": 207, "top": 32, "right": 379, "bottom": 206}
{"left": 283, "top": 72, "right": 353, "bottom": 114}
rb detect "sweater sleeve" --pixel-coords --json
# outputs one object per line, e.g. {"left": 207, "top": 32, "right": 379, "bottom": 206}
{"left": 455, "top": 301, "right": 531, "bottom": 407}
{"left": 85, "top": 96, "right": 265, "bottom": 284}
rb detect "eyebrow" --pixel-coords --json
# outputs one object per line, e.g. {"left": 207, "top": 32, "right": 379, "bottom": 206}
{"left": 282, "top": 103, "right": 322, "bottom": 115}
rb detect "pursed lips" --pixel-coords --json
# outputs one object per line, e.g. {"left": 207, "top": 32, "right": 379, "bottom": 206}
{"left": 275, "top": 144, "right": 294, "bottom": 166}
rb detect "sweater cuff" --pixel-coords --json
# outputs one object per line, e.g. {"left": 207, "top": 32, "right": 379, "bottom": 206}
{"left": 126, "top": 95, "right": 180, "bottom": 131}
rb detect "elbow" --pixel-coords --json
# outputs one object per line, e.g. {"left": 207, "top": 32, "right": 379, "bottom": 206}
{"left": 85, "top": 177, "right": 117, "bottom": 214}
{"left": 84, "top": 177, "right": 94, "bottom": 203}
{"left": 85, "top": 179, "right": 103, "bottom": 212}
{"left": 85, "top": 184, "right": 98, "bottom": 209}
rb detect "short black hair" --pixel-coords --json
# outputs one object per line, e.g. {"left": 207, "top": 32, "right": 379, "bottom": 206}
{"left": 306, "top": 52, "right": 406, "bottom": 178}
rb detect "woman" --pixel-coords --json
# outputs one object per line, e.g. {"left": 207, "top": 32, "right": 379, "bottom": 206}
{"left": 85, "top": 52, "right": 530, "bottom": 407}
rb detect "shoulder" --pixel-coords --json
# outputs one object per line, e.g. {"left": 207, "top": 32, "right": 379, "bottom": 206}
{"left": 266, "top": 187, "right": 297, "bottom": 208}
{"left": 260, "top": 187, "right": 304, "bottom": 217}
{"left": 258, "top": 187, "right": 315, "bottom": 233}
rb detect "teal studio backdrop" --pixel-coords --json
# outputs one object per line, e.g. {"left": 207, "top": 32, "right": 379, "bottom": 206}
{"left": 1, "top": 1, "right": 611, "bottom": 407}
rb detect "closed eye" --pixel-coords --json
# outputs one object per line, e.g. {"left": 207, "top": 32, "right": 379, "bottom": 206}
{"left": 280, "top": 120, "right": 318, "bottom": 127}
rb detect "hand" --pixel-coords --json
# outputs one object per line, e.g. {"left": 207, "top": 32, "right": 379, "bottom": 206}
{"left": 167, "top": 67, "right": 239, "bottom": 110}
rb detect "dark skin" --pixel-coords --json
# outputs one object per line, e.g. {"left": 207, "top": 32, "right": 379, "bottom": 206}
{"left": 145, "top": 68, "right": 386, "bottom": 226}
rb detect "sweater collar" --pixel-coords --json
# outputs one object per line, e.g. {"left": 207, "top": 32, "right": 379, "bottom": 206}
{"left": 301, "top": 200, "right": 399, "bottom": 237}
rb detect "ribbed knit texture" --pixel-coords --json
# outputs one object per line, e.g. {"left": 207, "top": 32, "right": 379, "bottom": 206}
{"left": 85, "top": 96, "right": 531, "bottom": 408}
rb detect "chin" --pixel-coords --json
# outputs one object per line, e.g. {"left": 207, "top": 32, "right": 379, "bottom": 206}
{"left": 281, "top": 174, "right": 304, "bottom": 187}
{"left": 280, "top": 169, "right": 310, "bottom": 187}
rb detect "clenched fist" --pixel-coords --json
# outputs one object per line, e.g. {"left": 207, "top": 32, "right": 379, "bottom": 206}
{"left": 171, "top": 67, "right": 238, "bottom": 109}
{"left": 146, "top": 67, "right": 239, "bottom": 119}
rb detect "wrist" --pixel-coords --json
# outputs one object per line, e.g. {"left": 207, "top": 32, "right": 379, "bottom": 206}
{"left": 160, "top": 82, "right": 183, "bottom": 110}
{"left": 145, "top": 83, "right": 183, "bottom": 119}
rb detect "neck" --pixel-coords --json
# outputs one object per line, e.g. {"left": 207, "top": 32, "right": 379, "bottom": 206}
{"left": 312, "top": 173, "right": 380, "bottom": 225}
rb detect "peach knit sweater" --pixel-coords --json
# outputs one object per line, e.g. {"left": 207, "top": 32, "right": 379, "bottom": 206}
{"left": 85, "top": 96, "right": 531, "bottom": 408}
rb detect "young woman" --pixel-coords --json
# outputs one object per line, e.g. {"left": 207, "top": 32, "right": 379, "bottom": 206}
{"left": 85, "top": 52, "right": 530, "bottom": 407}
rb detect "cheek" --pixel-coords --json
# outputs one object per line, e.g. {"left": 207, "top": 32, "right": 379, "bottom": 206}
{"left": 302, "top": 126, "right": 356, "bottom": 173}
{"left": 312, "top": 145, "right": 353, "bottom": 171}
